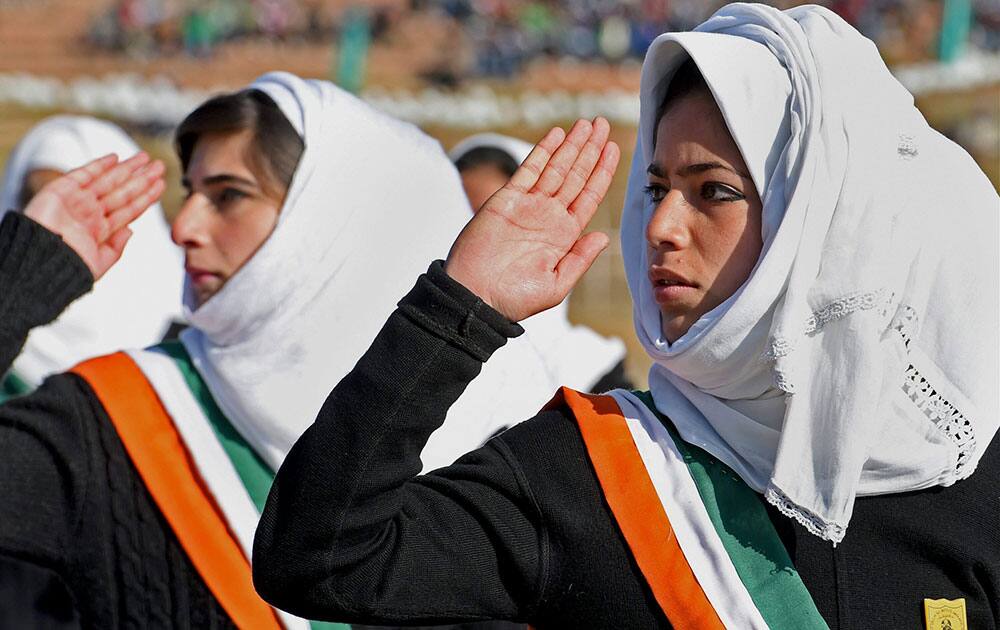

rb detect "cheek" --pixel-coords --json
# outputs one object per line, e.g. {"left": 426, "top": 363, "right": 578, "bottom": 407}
{"left": 217, "top": 206, "right": 280, "bottom": 270}
{"left": 705, "top": 204, "right": 763, "bottom": 290}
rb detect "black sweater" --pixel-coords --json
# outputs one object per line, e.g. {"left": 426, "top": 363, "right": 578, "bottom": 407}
{"left": 254, "top": 261, "right": 1000, "bottom": 629}
{"left": 0, "top": 213, "right": 235, "bottom": 628}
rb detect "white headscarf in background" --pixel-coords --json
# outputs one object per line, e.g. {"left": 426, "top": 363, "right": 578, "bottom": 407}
{"left": 0, "top": 115, "right": 184, "bottom": 385}
{"left": 448, "top": 132, "right": 627, "bottom": 392}
{"left": 621, "top": 4, "right": 999, "bottom": 542}
{"left": 181, "top": 73, "right": 561, "bottom": 474}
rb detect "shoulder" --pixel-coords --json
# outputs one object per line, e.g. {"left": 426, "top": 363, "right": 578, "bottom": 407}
{"left": 490, "top": 401, "right": 606, "bottom": 518}
{"left": 492, "top": 404, "right": 587, "bottom": 469}
{"left": 1, "top": 371, "right": 107, "bottom": 434}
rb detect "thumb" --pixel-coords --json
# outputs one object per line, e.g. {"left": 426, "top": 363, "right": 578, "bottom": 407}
{"left": 553, "top": 231, "right": 609, "bottom": 297}
{"left": 93, "top": 226, "right": 134, "bottom": 280}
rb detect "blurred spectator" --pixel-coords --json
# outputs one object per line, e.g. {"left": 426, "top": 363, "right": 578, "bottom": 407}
{"left": 85, "top": 0, "right": 1000, "bottom": 75}
{"left": 182, "top": 6, "right": 216, "bottom": 57}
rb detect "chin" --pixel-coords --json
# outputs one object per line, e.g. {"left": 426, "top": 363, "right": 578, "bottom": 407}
{"left": 192, "top": 289, "right": 213, "bottom": 308}
{"left": 660, "top": 315, "right": 695, "bottom": 344}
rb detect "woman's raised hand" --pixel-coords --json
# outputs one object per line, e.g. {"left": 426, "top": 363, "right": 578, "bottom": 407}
{"left": 23, "top": 152, "right": 166, "bottom": 280}
{"left": 445, "top": 117, "right": 620, "bottom": 323}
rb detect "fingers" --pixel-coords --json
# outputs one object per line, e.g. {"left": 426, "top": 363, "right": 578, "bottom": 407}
{"left": 554, "top": 117, "right": 610, "bottom": 206}
{"left": 63, "top": 154, "right": 119, "bottom": 187}
{"left": 507, "top": 127, "right": 566, "bottom": 193}
{"left": 87, "top": 151, "right": 152, "bottom": 200}
{"left": 568, "top": 140, "right": 620, "bottom": 229}
{"left": 554, "top": 231, "right": 610, "bottom": 296}
{"left": 531, "top": 119, "right": 593, "bottom": 197}
{"left": 104, "top": 172, "right": 165, "bottom": 237}
{"left": 100, "top": 159, "right": 164, "bottom": 216}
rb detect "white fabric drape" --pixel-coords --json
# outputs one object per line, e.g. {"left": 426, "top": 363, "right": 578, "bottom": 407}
{"left": 0, "top": 115, "right": 184, "bottom": 385}
{"left": 620, "top": 4, "right": 999, "bottom": 542}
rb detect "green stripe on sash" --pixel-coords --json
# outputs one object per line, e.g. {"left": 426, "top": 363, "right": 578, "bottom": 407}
{"left": 158, "top": 341, "right": 274, "bottom": 512}
{"left": 632, "top": 391, "right": 828, "bottom": 630}
{"left": 156, "top": 341, "right": 349, "bottom": 630}
{"left": 0, "top": 370, "right": 32, "bottom": 403}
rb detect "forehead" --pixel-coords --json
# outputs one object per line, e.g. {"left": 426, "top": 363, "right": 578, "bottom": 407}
{"left": 187, "top": 129, "right": 256, "bottom": 179}
{"left": 460, "top": 162, "right": 509, "bottom": 185}
{"left": 653, "top": 92, "right": 746, "bottom": 170}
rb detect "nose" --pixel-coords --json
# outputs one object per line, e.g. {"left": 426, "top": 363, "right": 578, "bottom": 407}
{"left": 645, "top": 189, "right": 690, "bottom": 251}
{"left": 171, "top": 193, "right": 211, "bottom": 248}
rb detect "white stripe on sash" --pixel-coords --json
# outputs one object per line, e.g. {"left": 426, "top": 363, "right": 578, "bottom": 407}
{"left": 609, "top": 390, "right": 768, "bottom": 629}
{"left": 126, "top": 348, "right": 310, "bottom": 630}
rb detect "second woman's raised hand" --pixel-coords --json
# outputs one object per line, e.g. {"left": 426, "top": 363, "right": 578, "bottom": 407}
{"left": 23, "top": 152, "right": 166, "bottom": 280}
{"left": 445, "top": 117, "right": 620, "bottom": 323}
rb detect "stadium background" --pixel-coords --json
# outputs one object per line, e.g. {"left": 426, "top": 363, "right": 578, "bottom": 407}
{"left": 1, "top": 0, "right": 997, "bottom": 386}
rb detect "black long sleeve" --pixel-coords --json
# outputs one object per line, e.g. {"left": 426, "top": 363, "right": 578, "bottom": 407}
{"left": 0, "top": 211, "right": 235, "bottom": 627}
{"left": 253, "top": 262, "right": 671, "bottom": 628}
{"left": 253, "top": 261, "right": 542, "bottom": 623}
{"left": 0, "top": 211, "right": 93, "bottom": 375}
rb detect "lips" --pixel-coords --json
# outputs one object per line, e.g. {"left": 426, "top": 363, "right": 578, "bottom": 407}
{"left": 185, "top": 265, "right": 220, "bottom": 285}
{"left": 649, "top": 267, "right": 698, "bottom": 304}
{"left": 648, "top": 267, "right": 696, "bottom": 288}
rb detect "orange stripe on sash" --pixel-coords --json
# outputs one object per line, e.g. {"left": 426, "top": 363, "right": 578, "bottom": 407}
{"left": 72, "top": 352, "right": 282, "bottom": 630}
{"left": 553, "top": 387, "right": 724, "bottom": 629}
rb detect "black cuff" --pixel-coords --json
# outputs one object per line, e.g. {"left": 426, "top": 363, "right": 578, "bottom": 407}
{"left": 398, "top": 260, "right": 524, "bottom": 362}
{"left": 0, "top": 212, "right": 94, "bottom": 340}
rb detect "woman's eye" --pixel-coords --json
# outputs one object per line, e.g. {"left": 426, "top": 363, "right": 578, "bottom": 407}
{"left": 701, "top": 182, "right": 745, "bottom": 202}
{"left": 217, "top": 188, "right": 247, "bottom": 205}
{"left": 643, "top": 184, "right": 667, "bottom": 203}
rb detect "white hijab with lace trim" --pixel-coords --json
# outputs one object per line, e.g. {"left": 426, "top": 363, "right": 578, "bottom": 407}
{"left": 620, "top": 3, "right": 999, "bottom": 543}
{"left": 182, "top": 73, "right": 562, "bottom": 474}
{"left": 0, "top": 115, "right": 184, "bottom": 385}
{"left": 448, "top": 132, "right": 627, "bottom": 393}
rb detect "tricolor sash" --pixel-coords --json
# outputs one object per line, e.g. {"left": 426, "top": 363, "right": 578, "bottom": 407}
{"left": 558, "top": 387, "right": 828, "bottom": 629}
{"left": 72, "top": 345, "right": 348, "bottom": 630}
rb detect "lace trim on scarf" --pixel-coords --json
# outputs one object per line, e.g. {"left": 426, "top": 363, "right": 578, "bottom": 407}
{"left": 765, "top": 300, "right": 975, "bottom": 473}
{"left": 764, "top": 483, "right": 846, "bottom": 545}
{"left": 763, "top": 288, "right": 894, "bottom": 392}
{"left": 891, "top": 306, "right": 977, "bottom": 476}
{"left": 761, "top": 303, "right": 976, "bottom": 541}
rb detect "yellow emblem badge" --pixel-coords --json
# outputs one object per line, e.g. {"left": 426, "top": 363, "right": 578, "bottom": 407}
{"left": 924, "top": 598, "right": 967, "bottom": 630}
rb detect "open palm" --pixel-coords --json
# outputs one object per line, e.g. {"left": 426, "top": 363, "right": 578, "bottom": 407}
{"left": 446, "top": 117, "right": 620, "bottom": 322}
{"left": 23, "top": 152, "right": 166, "bottom": 280}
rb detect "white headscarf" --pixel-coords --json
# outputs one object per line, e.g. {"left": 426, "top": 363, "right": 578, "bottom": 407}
{"left": 621, "top": 4, "right": 999, "bottom": 543}
{"left": 448, "top": 132, "right": 536, "bottom": 169}
{"left": 181, "top": 73, "right": 560, "bottom": 474}
{"left": 0, "top": 115, "right": 184, "bottom": 385}
{"left": 448, "top": 133, "right": 627, "bottom": 393}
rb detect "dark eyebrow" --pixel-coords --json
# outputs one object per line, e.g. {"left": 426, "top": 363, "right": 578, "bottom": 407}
{"left": 202, "top": 174, "right": 259, "bottom": 188}
{"left": 677, "top": 161, "right": 748, "bottom": 178}
{"left": 181, "top": 174, "right": 258, "bottom": 190}
{"left": 647, "top": 161, "right": 749, "bottom": 179}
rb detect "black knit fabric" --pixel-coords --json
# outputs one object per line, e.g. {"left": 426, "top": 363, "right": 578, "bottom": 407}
{"left": 0, "top": 374, "right": 237, "bottom": 628}
{"left": 0, "top": 213, "right": 235, "bottom": 628}
{"left": 255, "top": 262, "right": 1000, "bottom": 629}
{"left": 0, "top": 212, "right": 92, "bottom": 375}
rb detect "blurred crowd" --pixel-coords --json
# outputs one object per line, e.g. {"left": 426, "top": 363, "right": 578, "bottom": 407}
{"left": 88, "top": 0, "right": 1000, "bottom": 80}
{"left": 443, "top": 0, "right": 1000, "bottom": 74}
{"left": 87, "top": 0, "right": 391, "bottom": 58}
